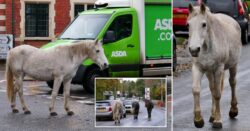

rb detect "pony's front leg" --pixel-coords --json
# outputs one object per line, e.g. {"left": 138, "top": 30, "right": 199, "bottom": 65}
{"left": 192, "top": 64, "right": 204, "bottom": 128}
{"left": 63, "top": 78, "right": 74, "bottom": 116}
{"left": 49, "top": 77, "right": 63, "bottom": 116}
{"left": 206, "top": 72, "right": 216, "bottom": 123}
{"left": 229, "top": 66, "right": 238, "bottom": 118}
{"left": 212, "top": 66, "right": 224, "bottom": 128}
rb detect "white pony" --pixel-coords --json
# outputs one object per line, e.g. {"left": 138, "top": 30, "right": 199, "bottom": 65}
{"left": 112, "top": 100, "right": 122, "bottom": 125}
{"left": 6, "top": 40, "right": 108, "bottom": 116}
{"left": 187, "top": 4, "right": 242, "bottom": 128}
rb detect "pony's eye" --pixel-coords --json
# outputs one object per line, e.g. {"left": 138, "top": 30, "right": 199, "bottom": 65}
{"left": 96, "top": 50, "right": 100, "bottom": 53}
{"left": 202, "top": 23, "right": 206, "bottom": 28}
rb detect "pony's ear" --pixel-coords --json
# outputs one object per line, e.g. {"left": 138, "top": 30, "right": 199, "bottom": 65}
{"left": 95, "top": 39, "right": 103, "bottom": 45}
{"left": 200, "top": 3, "right": 206, "bottom": 14}
{"left": 99, "top": 39, "right": 103, "bottom": 45}
{"left": 94, "top": 39, "right": 98, "bottom": 45}
{"left": 188, "top": 4, "right": 194, "bottom": 13}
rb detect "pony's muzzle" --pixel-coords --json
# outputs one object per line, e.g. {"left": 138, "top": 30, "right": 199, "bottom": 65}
{"left": 189, "top": 47, "right": 200, "bottom": 57}
{"left": 103, "top": 63, "right": 108, "bottom": 68}
{"left": 103, "top": 63, "right": 108, "bottom": 69}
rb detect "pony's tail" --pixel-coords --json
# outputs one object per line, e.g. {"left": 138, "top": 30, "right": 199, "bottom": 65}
{"left": 6, "top": 56, "right": 14, "bottom": 102}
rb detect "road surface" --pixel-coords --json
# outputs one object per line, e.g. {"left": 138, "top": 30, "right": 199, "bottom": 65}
{"left": 96, "top": 101, "right": 166, "bottom": 127}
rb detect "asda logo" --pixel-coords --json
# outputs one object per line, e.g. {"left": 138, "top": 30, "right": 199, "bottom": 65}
{"left": 154, "top": 19, "right": 171, "bottom": 41}
{"left": 111, "top": 51, "right": 127, "bottom": 57}
{"left": 154, "top": 19, "right": 171, "bottom": 30}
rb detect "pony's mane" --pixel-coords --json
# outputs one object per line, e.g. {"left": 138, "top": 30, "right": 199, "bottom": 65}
{"left": 57, "top": 40, "right": 95, "bottom": 59}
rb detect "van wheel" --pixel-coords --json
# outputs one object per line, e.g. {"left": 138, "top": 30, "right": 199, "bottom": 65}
{"left": 83, "top": 67, "right": 105, "bottom": 94}
{"left": 46, "top": 81, "right": 64, "bottom": 94}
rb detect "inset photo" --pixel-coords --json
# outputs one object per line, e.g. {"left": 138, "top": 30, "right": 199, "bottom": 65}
{"left": 95, "top": 78, "right": 167, "bottom": 127}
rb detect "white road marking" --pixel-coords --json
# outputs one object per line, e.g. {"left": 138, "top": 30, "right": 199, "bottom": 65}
{"left": 0, "top": 80, "right": 6, "bottom": 83}
{"left": 0, "top": 89, "right": 6, "bottom": 93}
{"left": 76, "top": 100, "right": 94, "bottom": 104}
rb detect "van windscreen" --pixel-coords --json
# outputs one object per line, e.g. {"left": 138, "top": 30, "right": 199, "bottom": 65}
{"left": 60, "top": 14, "right": 111, "bottom": 40}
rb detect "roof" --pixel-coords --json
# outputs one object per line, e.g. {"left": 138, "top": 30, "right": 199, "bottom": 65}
{"left": 79, "top": 7, "right": 136, "bottom": 15}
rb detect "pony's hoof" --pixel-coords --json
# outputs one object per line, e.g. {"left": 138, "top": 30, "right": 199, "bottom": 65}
{"left": 50, "top": 112, "right": 58, "bottom": 116}
{"left": 194, "top": 118, "right": 204, "bottom": 128}
{"left": 213, "top": 122, "right": 222, "bottom": 129}
{"left": 209, "top": 116, "right": 214, "bottom": 123}
{"left": 24, "top": 110, "right": 31, "bottom": 114}
{"left": 12, "top": 109, "right": 19, "bottom": 113}
{"left": 67, "top": 111, "right": 74, "bottom": 116}
{"left": 229, "top": 110, "right": 238, "bottom": 118}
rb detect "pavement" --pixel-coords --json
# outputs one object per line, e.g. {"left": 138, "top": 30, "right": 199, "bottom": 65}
{"left": 173, "top": 42, "right": 250, "bottom": 131}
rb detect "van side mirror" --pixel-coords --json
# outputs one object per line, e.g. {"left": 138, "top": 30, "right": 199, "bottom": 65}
{"left": 103, "top": 30, "right": 115, "bottom": 44}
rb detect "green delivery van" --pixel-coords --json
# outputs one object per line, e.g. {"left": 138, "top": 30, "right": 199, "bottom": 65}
{"left": 42, "top": 0, "right": 172, "bottom": 93}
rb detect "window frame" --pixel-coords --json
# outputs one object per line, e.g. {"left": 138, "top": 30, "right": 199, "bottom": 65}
{"left": 25, "top": 3, "right": 49, "bottom": 37}
{"left": 19, "top": 0, "right": 55, "bottom": 41}
{"left": 70, "top": 0, "right": 95, "bottom": 21}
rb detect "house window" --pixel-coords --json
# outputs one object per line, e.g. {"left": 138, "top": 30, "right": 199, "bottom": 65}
{"left": 74, "top": 5, "right": 85, "bottom": 17}
{"left": 25, "top": 3, "right": 49, "bottom": 37}
{"left": 87, "top": 4, "right": 94, "bottom": 10}
{"left": 74, "top": 4, "right": 94, "bottom": 17}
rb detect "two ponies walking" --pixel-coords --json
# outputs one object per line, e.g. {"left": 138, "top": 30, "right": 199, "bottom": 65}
{"left": 188, "top": 4, "right": 242, "bottom": 128}
{"left": 6, "top": 40, "right": 108, "bottom": 116}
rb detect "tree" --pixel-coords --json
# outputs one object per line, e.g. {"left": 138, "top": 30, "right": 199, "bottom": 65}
{"left": 95, "top": 79, "right": 121, "bottom": 101}
{"left": 136, "top": 79, "right": 145, "bottom": 97}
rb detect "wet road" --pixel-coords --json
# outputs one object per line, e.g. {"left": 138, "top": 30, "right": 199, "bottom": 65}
{"left": 0, "top": 66, "right": 172, "bottom": 131}
{"left": 96, "top": 101, "right": 166, "bottom": 127}
{"left": 173, "top": 44, "right": 250, "bottom": 131}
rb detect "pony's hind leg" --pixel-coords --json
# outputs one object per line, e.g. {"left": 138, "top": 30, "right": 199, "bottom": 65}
{"left": 11, "top": 76, "right": 21, "bottom": 113}
{"left": 63, "top": 78, "right": 74, "bottom": 116}
{"left": 49, "top": 77, "right": 63, "bottom": 116}
{"left": 229, "top": 66, "right": 238, "bottom": 118}
{"left": 11, "top": 84, "right": 18, "bottom": 113}
{"left": 17, "top": 76, "right": 31, "bottom": 114}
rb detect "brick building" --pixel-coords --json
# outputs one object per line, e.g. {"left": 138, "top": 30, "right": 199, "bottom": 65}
{"left": 1, "top": 0, "right": 96, "bottom": 47}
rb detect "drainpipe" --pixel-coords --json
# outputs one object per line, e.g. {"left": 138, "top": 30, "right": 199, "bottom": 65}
{"left": 11, "top": 0, "right": 15, "bottom": 47}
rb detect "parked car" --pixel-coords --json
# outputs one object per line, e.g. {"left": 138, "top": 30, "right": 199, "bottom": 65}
{"left": 96, "top": 100, "right": 126, "bottom": 120}
{"left": 123, "top": 100, "right": 133, "bottom": 113}
{"left": 173, "top": 0, "right": 202, "bottom": 37}
{"left": 204, "top": 0, "right": 250, "bottom": 44}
